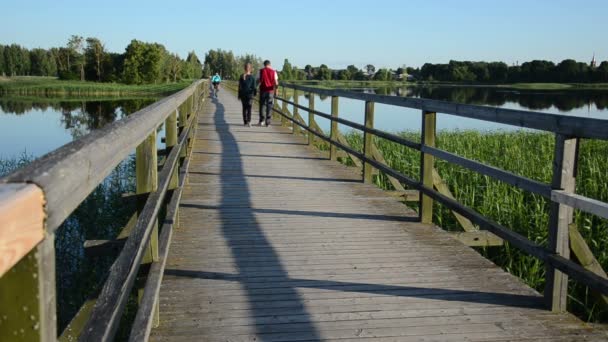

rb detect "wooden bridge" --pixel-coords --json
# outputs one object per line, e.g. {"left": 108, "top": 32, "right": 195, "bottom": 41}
{"left": 2, "top": 80, "right": 608, "bottom": 341}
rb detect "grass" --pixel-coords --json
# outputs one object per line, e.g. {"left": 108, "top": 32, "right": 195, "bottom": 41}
{"left": 320, "top": 129, "right": 608, "bottom": 322}
{"left": 0, "top": 76, "right": 191, "bottom": 97}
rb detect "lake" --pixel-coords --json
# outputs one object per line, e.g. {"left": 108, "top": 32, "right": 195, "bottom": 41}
{"left": 0, "top": 97, "right": 159, "bottom": 159}
{"left": 294, "top": 85, "right": 608, "bottom": 133}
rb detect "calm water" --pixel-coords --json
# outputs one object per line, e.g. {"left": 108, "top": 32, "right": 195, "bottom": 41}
{"left": 0, "top": 97, "right": 159, "bottom": 158}
{"left": 295, "top": 86, "right": 608, "bottom": 133}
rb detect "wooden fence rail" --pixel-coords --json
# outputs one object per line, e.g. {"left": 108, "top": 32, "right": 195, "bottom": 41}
{"left": 0, "top": 80, "right": 207, "bottom": 342}
{"left": 273, "top": 82, "right": 608, "bottom": 314}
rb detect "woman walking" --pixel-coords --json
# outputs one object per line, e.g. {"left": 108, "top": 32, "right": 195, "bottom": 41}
{"left": 237, "top": 62, "right": 256, "bottom": 127}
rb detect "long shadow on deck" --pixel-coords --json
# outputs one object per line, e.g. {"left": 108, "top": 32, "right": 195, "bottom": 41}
{"left": 204, "top": 97, "right": 321, "bottom": 340}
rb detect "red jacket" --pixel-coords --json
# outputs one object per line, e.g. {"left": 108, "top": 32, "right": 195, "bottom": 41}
{"left": 259, "top": 67, "right": 277, "bottom": 93}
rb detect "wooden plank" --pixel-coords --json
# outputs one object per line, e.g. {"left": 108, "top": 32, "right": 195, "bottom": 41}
{"left": 281, "top": 83, "right": 608, "bottom": 140}
{"left": 422, "top": 145, "right": 552, "bottom": 198}
{"left": 384, "top": 190, "right": 419, "bottom": 201}
{"left": 130, "top": 91, "right": 200, "bottom": 342}
{"left": 450, "top": 231, "right": 504, "bottom": 247}
{"left": 545, "top": 135, "right": 577, "bottom": 312}
{"left": 371, "top": 142, "right": 405, "bottom": 192}
{"left": 0, "top": 183, "right": 45, "bottom": 277}
{"left": 363, "top": 101, "right": 375, "bottom": 184}
{"left": 0, "top": 80, "right": 203, "bottom": 233}
{"left": 308, "top": 94, "right": 315, "bottom": 146}
{"left": 0, "top": 235, "right": 56, "bottom": 342}
{"left": 136, "top": 129, "right": 160, "bottom": 327}
{"left": 552, "top": 190, "right": 608, "bottom": 220}
{"left": 79, "top": 103, "right": 195, "bottom": 342}
{"left": 166, "top": 110, "right": 179, "bottom": 190}
{"left": 569, "top": 223, "right": 608, "bottom": 308}
{"left": 330, "top": 96, "right": 339, "bottom": 161}
{"left": 432, "top": 169, "right": 477, "bottom": 233}
{"left": 420, "top": 111, "right": 436, "bottom": 224}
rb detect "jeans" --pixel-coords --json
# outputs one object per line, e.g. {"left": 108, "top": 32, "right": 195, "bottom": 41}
{"left": 259, "top": 92, "right": 274, "bottom": 124}
{"left": 241, "top": 97, "right": 253, "bottom": 124}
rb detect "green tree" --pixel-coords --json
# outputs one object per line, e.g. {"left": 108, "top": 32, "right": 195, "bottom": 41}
{"left": 366, "top": 64, "right": 376, "bottom": 77}
{"left": 85, "top": 37, "right": 106, "bottom": 81}
{"left": 315, "top": 64, "right": 331, "bottom": 80}
{"left": 281, "top": 58, "right": 293, "bottom": 80}
{"left": 373, "top": 68, "right": 392, "bottom": 81}
{"left": 67, "top": 35, "right": 85, "bottom": 81}
{"left": 346, "top": 65, "right": 359, "bottom": 80}
{"left": 304, "top": 64, "right": 313, "bottom": 79}
{"left": 0, "top": 45, "right": 5, "bottom": 76}
{"left": 30, "top": 48, "right": 55, "bottom": 76}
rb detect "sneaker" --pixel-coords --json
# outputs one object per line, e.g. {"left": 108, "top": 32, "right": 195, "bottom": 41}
{"left": 258, "top": 122, "right": 265, "bottom": 127}
{"left": 265, "top": 121, "right": 271, "bottom": 127}
{"left": 247, "top": 123, "right": 252, "bottom": 127}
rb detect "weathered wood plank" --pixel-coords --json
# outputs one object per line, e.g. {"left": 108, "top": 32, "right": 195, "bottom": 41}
{"left": 0, "top": 183, "right": 45, "bottom": 277}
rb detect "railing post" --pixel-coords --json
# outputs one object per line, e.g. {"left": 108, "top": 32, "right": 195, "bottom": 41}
{"left": 166, "top": 110, "right": 179, "bottom": 190}
{"left": 0, "top": 236, "right": 56, "bottom": 342}
{"left": 280, "top": 86, "right": 287, "bottom": 127}
{"left": 178, "top": 102, "right": 188, "bottom": 159}
{"left": 292, "top": 89, "right": 299, "bottom": 134}
{"left": 330, "top": 96, "right": 339, "bottom": 161}
{"left": 545, "top": 134, "right": 578, "bottom": 312}
{"left": 308, "top": 93, "right": 315, "bottom": 146}
{"left": 363, "top": 101, "right": 375, "bottom": 183}
{"left": 420, "top": 110, "right": 436, "bottom": 224}
{"left": 136, "top": 129, "right": 159, "bottom": 327}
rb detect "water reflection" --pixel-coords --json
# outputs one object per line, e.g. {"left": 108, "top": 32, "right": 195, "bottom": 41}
{"left": 0, "top": 98, "right": 158, "bottom": 156}
{"left": 351, "top": 86, "right": 608, "bottom": 113}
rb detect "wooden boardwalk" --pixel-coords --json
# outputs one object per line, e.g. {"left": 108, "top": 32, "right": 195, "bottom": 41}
{"left": 151, "top": 90, "right": 607, "bottom": 341}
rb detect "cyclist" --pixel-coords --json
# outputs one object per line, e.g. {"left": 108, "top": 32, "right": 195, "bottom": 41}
{"left": 211, "top": 73, "right": 222, "bottom": 98}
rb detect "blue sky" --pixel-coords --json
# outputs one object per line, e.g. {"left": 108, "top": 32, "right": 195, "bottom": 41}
{"left": 1, "top": 0, "right": 606, "bottom": 69}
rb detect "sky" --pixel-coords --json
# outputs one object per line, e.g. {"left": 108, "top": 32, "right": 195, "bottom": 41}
{"left": 1, "top": 0, "right": 606, "bottom": 69}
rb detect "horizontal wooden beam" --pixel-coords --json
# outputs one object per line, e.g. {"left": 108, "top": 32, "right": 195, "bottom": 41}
{"left": 384, "top": 190, "right": 420, "bottom": 202}
{"left": 0, "top": 183, "right": 45, "bottom": 278}
{"left": 552, "top": 190, "right": 608, "bottom": 220}
{"left": 449, "top": 231, "right": 504, "bottom": 247}
{"left": 281, "top": 83, "right": 608, "bottom": 140}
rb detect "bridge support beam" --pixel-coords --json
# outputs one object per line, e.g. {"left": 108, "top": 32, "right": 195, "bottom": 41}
{"left": 166, "top": 110, "right": 179, "bottom": 190}
{"left": 420, "top": 110, "right": 436, "bottom": 224}
{"left": 545, "top": 134, "right": 578, "bottom": 312}
{"left": 292, "top": 89, "right": 299, "bottom": 134}
{"left": 363, "top": 101, "right": 375, "bottom": 183}
{"left": 136, "top": 130, "right": 159, "bottom": 327}
{"left": 308, "top": 93, "right": 315, "bottom": 146}
{"left": 0, "top": 234, "right": 56, "bottom": 342}
{"left": 330, "top": 96, "right": 339, "bottom": 161}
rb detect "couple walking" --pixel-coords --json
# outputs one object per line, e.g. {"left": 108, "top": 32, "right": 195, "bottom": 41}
{"left": 237, "top": 60, "right": 278, "bottom": 127}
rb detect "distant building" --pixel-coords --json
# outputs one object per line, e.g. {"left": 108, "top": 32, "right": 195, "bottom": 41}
{"left": 591, "top": 53, "right": 597, "bottom": 68}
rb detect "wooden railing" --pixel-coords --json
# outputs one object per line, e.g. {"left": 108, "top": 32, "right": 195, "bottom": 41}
{"left": 0, "top": 80, "right": 207, "bottom": 341}
{"left": 273, "top": 82, "right": 608, "bottom": 313}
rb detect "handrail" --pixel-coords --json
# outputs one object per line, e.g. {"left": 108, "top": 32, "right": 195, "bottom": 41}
{"left": 274, "top": 82, "right": 608, "bottom": 313}
{"left": 0, "top": 79, "right": 207, "bottom": 342}
{"left": 284, "top": 83, "right": 608, "bottom": 140}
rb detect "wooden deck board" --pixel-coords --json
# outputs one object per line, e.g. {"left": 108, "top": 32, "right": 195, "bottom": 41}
{"left": 151, "top": 90, "right": 607, "bottom": 341}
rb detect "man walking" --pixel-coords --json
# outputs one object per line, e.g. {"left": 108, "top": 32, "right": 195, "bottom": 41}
{"left": 257, "top": 60, "right": 278, "bottom": 126}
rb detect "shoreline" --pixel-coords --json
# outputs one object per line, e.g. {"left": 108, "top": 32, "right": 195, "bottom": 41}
{"left": 0, "top": 76, "right": 192, "bottom": 97}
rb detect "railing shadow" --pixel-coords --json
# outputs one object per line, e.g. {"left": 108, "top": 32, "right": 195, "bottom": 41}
{"left": 205, "top": 96, "right": 322, "bottom": 339}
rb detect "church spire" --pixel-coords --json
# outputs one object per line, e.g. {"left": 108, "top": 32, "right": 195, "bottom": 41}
{"left": 591, "top": 53, "right": 597, "bottom": 68}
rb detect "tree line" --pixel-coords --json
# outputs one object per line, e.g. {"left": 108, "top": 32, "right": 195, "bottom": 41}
{"left": 277, "top": 58, "right": 608, "bottom": 83}
{"left": 202, "top": 49, "right": 265, "bottom": 80}
{"left": 0, "top": 35, "right": 203, "bottom": 84}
